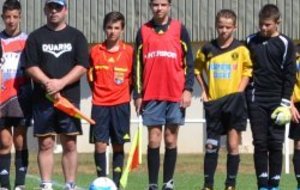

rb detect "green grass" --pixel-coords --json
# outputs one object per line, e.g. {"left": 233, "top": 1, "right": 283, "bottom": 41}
{"left": 9, "top": 151, "right": 298, "bottom": 190}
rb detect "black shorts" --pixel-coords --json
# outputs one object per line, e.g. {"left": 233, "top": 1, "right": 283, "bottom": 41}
{"left": 33, "top": 100, "right": 82, "bottom": 137}
{"left": 0, "top": 117, "right": 32, "bottom": 129}
{"left": 89, "top": 103, "right": 130, "bottom": 144}
{"left": 248, "top": 101, "right": 285, "bottom": 145}
{"left": 289, "top": 102, "right": 300, "bottom": 140}
{"left": 204, "top": 92, "right": 247, "bottom": 141}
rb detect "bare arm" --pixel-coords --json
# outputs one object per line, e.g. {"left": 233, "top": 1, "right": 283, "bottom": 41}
{"left": 28, "top": 65, "right": 87, "bottom": 95}
{"left": 26, "top": 66, "right": 50, "bottom": 87}
{"left": 291, "top": 101, "right": 300, "bottom": 123}
{"left": 238, "top": 76, "right": 250, "bottom": 92}
{"left": 195, "top": 74, "right": 209, "bottom": 101}
{"left": 60, "top": 65, "right": 87, "bottom": 87}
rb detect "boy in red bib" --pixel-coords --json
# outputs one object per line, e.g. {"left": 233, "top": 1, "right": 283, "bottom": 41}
{"left": 133, "top": 0, "right": 194, "bottom": 189}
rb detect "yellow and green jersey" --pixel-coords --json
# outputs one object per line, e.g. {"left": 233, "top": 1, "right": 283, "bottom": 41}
{"left": 195, "top": 39, "right": 252, "bottom": 101}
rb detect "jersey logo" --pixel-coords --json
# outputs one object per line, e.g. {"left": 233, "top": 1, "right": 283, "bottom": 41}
{"left": 42, "top": 43, "right": 72, "bottom": 58}
{"left": 108, "top": 57, "right": 115, "bottom": 63}
{"left": 231, "top": 52, "right": 239, "bottom": 60}
{"left": 144, "top": 50, "right": 177, "bottom": 59}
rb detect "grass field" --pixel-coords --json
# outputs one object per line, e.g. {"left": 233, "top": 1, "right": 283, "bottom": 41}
{"left": 13, "top": 150, "right": 297, "bottom": 190}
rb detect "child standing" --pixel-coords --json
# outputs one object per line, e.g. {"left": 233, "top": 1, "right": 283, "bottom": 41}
{"left": 246, "top": 4, "right": 296, "bottom": 190}
{"left": 0, "top": 1, "right": 32, "bottom": 189}
{"left": 133, "top": 0, "right": 194, "bottom": 189}
{"left": 289, "top": 44, "right": 300, "bottom": 190}
{"left": 88, "top": 11, "right": 133, "bottom": 188}
{"left": 195, "top": 9, "right": 252, "bottom": 190}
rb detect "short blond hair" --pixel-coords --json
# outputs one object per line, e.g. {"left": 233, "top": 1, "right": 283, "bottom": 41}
{"left": 216, "top": 9, "right": 237, "bottom": 25}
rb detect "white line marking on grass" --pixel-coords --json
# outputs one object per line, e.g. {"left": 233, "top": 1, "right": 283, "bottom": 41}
{"left": 27, "top": 174, "right": 86, "bottom": 190}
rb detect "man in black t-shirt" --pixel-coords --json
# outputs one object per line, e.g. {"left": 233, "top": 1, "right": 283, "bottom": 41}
{"left": 24, "top": 0, "right": 89, "bottom": 190}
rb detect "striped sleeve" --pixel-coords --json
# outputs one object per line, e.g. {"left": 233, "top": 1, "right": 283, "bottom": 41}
{"left": 133, "top": 29, "right": 143, "bottom": 99}
{"left": 280, "top": 35, "right": 296, "bottom": 100}
{"left": 180, "top": 24, "right": 194, "bottom": 92}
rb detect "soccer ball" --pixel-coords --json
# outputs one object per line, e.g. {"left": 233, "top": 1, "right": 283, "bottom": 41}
{"left": 89, "top": 177, "right": 117, "bottom": 190}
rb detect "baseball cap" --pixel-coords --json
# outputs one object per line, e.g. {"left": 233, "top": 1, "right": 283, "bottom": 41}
{"left": 45, "top": 0, "right": 66, "bottom": 6}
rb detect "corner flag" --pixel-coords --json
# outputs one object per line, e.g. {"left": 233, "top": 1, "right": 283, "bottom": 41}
{"left": 120, "top": 116, "right": 143, "bottom": 189}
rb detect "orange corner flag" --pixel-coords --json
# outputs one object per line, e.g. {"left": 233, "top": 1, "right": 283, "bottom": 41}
{"left": 120, "top": 116, "right": 143, "bottom": 189}
{"left": 46, "top": 94, "right": 95, "bottom": 125}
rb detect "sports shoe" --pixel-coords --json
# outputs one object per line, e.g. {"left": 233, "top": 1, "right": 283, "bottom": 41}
{"left": 14, "top": 185, "right": 25, "bottom": 190}
{"left": 162, "top": 179, "right": 174, "bottom": 190}
{"left": 258, "top": 188, "right": 268, "bottom": 190}
{"left": 0, "top": 188, "right": 9, "bottom": 190}
{"left": 64, "top": 182, "right": 77, "bottom": 190}
{"left": 40, "top": 183, "right": 53, "bottom": 190}
{"left": 224, "top": 186, "right": 235, "bottom": 190}
{"left": 269, "top": 187, "right": 279, "bottom": 190}
{"left": 148, "top": 184, "right": 158, "bottom": 190}
{"left": 202, "top": 187, "right": 213, "bottom": 190}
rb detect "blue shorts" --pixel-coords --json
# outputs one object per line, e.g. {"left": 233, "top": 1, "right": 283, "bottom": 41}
{"left": 89, "top": 103, "right": 130, "bottom": 144}
{"left": 0, "top": 117, "right": 32, "bottom": 129}
{"left": 142, "top": 100, "right": 185, "bottom": 126}
{"left": 33, "top": 100, "right": 82, "bottom": 137}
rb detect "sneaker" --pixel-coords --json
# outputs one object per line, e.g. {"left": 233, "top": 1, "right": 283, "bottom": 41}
{"left": 0, "top": 188, "right": 9, "bottom": 190}
{"left": 64, "top": 182, "right": 77, "bottom": 190}
{"left": 258, "top": 188, "right": 268, "bottom": 190}
{"left": 269, "top": 188, "right": 279, "bottom": 190}
{"left": 224, "top": 186, "right": 235, "bottom": 190}
{"left": 148, "top": 184, "right": 158, "bottom": 190}
{"left": 162, "top": 179, "right": 174, "bottom": 190}
{"left": 14, "top": 185, "right": 25, "bottom": 190}
{"left": 40, "top": 183, "right": 53, "bottom": 190}
{"left": 202, "top": 187, "right": 213, "bottom": 190}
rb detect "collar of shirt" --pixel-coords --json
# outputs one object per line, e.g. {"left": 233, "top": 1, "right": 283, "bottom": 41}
{"left": 150, "top": 18, "right": 172, "bottom": 33}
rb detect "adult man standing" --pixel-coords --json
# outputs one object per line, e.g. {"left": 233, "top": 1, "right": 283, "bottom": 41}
{"left": 24, "top": 0, "right": 89, "bottom": 190}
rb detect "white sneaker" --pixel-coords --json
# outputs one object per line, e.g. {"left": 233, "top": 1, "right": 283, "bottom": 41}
{"left": 64, "top": 183, "right": 77, "bottom": 190}
{"left": 40, "top": 183, "right": 53, "bottom": 190}
{"left": 162, "top": 179, "right": 174, "bottom": 190}
{"left": 0, "top": 188, "right": 9, "bottom": 190}
{"left": 15, "top": 185, "right": 25, "bottom": 190}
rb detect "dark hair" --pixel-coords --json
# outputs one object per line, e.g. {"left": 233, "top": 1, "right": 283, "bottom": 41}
{"left": 150, "top": 0, "right": 172, "bottom": 3}
{"left": 259, "top": 4, "right": 280, "bottom": 22}
{"left": 2, "top": 0, "right": 21, "bottom": 14}
{"left": 216, "top": 9, "right": 237, "bottom": 25}
{"left": 103, "top": 11, "right": 125, "bottom": 30}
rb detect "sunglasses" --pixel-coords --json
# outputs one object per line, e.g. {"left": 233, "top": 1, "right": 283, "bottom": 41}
{"left": 46, "top": 3, "right": 64, "bottom": 12}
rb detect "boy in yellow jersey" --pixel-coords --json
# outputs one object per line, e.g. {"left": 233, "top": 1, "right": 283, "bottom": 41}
{"left": 290, "top": 45, "right": 300, "bottom": 190}
{"left": 195, "top": 9, "right": 252, "bottom": 190}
